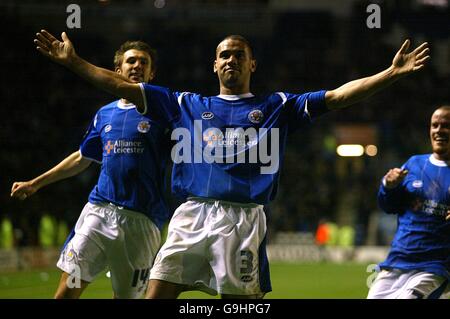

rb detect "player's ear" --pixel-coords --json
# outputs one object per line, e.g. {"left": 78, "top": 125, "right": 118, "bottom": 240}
{"left": 213, "top": 60, "right": 218, "bottom": 73}
{"left": 251, "top": 59, "right": 257, "bottom": 73}
{"left": 115, "top": 67, "right": 122, "bottom": 75}
{"left": 149, "top": 70, "right": 155, "bottom": 82}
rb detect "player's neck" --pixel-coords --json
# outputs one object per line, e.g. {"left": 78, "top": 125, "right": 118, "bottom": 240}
{"left": 120, "top": 98, "right": 133, "bottom": 105}
{"left": 433, "top": 152, "right": 450, "bottom": 162}
{"left": 219, "top": 85, "right": 250, "bottom": 96}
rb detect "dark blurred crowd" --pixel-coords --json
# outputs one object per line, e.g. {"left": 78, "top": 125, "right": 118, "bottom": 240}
{"left": 2, "top": 0, "right": 449, "bottom": 247}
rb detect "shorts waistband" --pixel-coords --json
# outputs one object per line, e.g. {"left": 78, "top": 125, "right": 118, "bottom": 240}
{"left": 187, "top": 197, "right": 263, "bottom": 209}
{"left": 89, "top": 202, "right": 149, "bottom": 220}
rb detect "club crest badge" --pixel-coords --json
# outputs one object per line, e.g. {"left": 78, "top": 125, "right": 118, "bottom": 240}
{"left": 66, "top": 248, "right": 77, "bottom": 262}
{"left": 137, "top": 121, "right": 151, "bottom": 133}
{"left": 248, "top": 109, "right": 264, "bottom": 124}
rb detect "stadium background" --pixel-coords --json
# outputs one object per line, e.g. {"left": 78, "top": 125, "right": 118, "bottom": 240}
{"left": 0, "top": 0, "right": 449, "bottom": 298}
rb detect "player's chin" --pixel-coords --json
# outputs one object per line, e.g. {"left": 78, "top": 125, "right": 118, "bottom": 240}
{"left": 433, "top": 141, "right": 448, "bottom": 149}
{"left": 433, "top": 145, "right": 450, "bottom": 157}
{"left": 221, "top": 76, "right": 240, "bottom": 87}
{"left": 129, "top": 75, "right": 143, "bottom": 83}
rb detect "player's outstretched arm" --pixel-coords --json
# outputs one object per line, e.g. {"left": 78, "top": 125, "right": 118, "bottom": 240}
{"left": 11, "top": 151, "right": 91, "bottom": 200}
{"left": 325, "top": 40, "right": 430, "bottom": 110}
{"left": 34, "top": 30, "right": 144, "bottom": 111}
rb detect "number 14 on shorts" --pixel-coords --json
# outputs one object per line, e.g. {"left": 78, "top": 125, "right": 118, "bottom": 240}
{"left": 132, "top": 268, "right": 150, "bottom": 287}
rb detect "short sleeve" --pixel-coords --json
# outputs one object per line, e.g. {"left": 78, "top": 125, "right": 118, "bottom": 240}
{"left": 138, "top": 83, "right": 181, "bottom": 124}
{"left": 79, "top": 113, "right": 103, "bottom": 163}
{"left": 283, "top": 90, "right": 328, "bottom": 129}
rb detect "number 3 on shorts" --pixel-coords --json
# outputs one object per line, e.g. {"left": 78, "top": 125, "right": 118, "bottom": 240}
{"left": 240, "top": 250, "right": 254, "bottom": 282}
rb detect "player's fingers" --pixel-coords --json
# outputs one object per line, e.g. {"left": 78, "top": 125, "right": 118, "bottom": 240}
{"left": 11, "top": 182, "right": 19, "bottom": 193}
{"left": 413, "top": 64, "right": 426, "bottom": 72}
{"left": 36, "top": 46, "right": 53, "bottom": 58}
{"left": 11, "top": 188, "right": 21, "bottom": 198}
{"left": 398, "top": 39, "right": 410, "bottom": 54}
{"left": 34, "top": 39, "right": 49, "bottom": 50}
{"left": 412, "top": 42, "right": 429, "bottom": 55}
{"left": 36, "top": 32, "right": 52, "bottom": 47}
{"left": 446, "top": 211, "right": 450, "bottom": 221}
{"left": 416, "top": 48, "right": 430, "bottom": 60}
{"left": 61, "top": 32, "right": 71, "bottom": 44}
{"left": 41, "top": 29, "right": 58, "bottom": 43}
{"left": 415, "top": 56, "right": 430, "bottom": 66}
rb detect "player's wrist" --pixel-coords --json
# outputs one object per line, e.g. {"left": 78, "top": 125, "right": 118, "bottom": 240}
{"left": 389, "top": 64, "right": 410, "bottom": 80}
{"left": 66, "top": 53, "right": 81, "bottom": 69}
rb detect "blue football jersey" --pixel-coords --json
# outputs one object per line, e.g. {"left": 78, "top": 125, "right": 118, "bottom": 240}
{"left": 378, "top": 154, "right": 450, "bottom": 279}
{"left": 80, "top": 100, "right": 170, "bottom": 230}
{"left": 139, "top": 84, "right": 328, "bottom": 204}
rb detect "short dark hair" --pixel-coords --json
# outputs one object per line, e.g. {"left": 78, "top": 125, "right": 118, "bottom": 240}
{"left": 216, "top": 35, "right": 254, "bottom": 58}
{"left": 114, "top": 41, "right": 157, "bottom": 71}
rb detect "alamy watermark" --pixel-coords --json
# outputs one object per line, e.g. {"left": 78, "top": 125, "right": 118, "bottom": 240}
{"left": 66, "top": 264, "right": 82, "bottom": 289}
{"left": 66, "top": 4, "right": 81, "bottom": 29}
{"left": 366, "top": 4, "right": 381, "bottom": 29}
{"left": 170, "top": 121, "right": 280, "bottom": 174}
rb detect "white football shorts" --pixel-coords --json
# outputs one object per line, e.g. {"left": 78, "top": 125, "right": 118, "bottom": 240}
{"left": 367, "top": 268, "right": 449, "bottom": 299}
{"left": 149, "top": 197, "right": 271, "bottom": 296}
{"left": 57, "top": 202, "right": 161, "bottom": 298}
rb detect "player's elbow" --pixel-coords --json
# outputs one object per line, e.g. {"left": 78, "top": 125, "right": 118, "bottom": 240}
{"left": 325, "top": 89, "right": 346, "bottom": 110}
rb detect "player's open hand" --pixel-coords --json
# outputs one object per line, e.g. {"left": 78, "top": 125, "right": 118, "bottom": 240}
{"left": 11, "top": 181, "right": 37, "bottom": 201}
{"left": 384, "top": 168, "right": 408, "bottom": 189}
{"left": 391, "top": 40, "right": 430, "bottom": 76}
{"left": 34, "top": 30, "right": 76, "bottom": 66}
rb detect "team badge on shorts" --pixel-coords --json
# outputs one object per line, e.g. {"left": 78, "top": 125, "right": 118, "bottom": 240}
{"left": 137, "top": 121, "right": 151, "bottom": 133}
{"left": 248, "top": 109, "right": 264, "bottom": 124}
{"left": 66, "top": 248, "right": 77, "bottom": 262}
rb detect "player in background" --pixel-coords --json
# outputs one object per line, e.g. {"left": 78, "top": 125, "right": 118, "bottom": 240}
{"left": 33, "top": 30, "right": 430, "bottom": 298}
{"left": 11, "top": 41, "right": 170, "bottom": 298}
{"left": 367, "top": 106, "right": 450, "bottom": 299}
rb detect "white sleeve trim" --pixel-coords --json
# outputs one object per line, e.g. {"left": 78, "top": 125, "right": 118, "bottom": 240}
{"left": 178, "top": 92, "right": 188, "bottom": 107}
{"left": 276, "top": 92, "right": 287, "bottom": 106}
{"left": 93, "top": 114, "right": 98, "bottom": 128}
{"left": 79, "top": 148, "right": 102, "bottom": 164}
{"left": 138, "top": 83, "right": 148, "bottom": 115}
{"left": 304, "top": 99, "right": 311, "bottom": 119}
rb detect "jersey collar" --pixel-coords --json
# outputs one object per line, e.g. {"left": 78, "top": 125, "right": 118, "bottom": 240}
{"left": 216, "top": 93, "right": 255, "bottom": 101}
{"left": 117, "top": 100, "right": 136, "bottom": 109}
{"left": 429, "top": 154, "right": 450, "bottom": 167}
